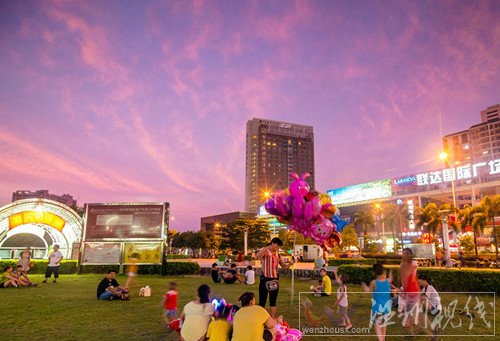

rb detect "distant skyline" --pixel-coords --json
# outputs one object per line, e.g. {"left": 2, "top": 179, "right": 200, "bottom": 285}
{"left": 1, "top": 1, "right": 499, "bottom": 231}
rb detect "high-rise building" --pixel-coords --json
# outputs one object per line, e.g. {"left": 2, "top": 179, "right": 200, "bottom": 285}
{"left": 442, "top": 104, "right": 500, "bottom": 166}
{"left": 12, "top": 190, "right": 77, "bottom": 207}
{"left": 245, "top": 118, "right": 314, "bottom": 213}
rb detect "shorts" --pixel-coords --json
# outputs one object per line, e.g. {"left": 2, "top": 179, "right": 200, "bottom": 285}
{"left": 126, "top": 272, "right": 137, "bottom": 277}
{"left": 371, "top": 312, "right": 390, "bottom": 326}
{"left": 164, "top": 309, "right": 177, "bottom": 318}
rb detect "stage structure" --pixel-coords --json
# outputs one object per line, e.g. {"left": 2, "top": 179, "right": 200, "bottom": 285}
{"left": 0, "top": 199, "right": 83, "bottom": 259}
{"left": 80, "top": 202, "right": 169, "bottom": 270}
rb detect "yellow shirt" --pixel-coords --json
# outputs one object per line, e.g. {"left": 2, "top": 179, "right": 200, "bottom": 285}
{"left": 206, "top": 319, "right": 231, "bottom": 341}
{"left": 323, "top": 275, "right": 332, "bottom": 295}
{"left": 232, "top": 305, "right": 271, "bottom": 341}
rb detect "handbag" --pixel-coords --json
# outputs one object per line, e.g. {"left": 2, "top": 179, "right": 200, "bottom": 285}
{"left": 265, "top": 279, "right": 279, "bottom": 291}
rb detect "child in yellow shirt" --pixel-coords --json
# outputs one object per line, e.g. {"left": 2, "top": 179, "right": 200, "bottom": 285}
{"left": 206, "top": 304, "right": 232, "bottom": 341}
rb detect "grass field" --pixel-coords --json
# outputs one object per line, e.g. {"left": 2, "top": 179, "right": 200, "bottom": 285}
{"left": 0, "top": 273, "right": 498, "bottom": 340}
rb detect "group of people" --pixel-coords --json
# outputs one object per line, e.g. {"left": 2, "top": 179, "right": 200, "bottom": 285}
{"left": 360, "top": 248, "right": 442, "bottom": 341}
{"left": 210, "top": 263, "right": 255, "bottom": 285}
{"left": 0, "top": 245, "right": 64, "bottom": 289}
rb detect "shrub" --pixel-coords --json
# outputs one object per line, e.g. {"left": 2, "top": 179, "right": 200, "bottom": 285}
{"left": 335, "top": 265, "right": 500, "bottom": 293}
{"left": 166, "top": 254, "right": 190, "bottom": 259}
{"left": 0, "top": 260, "right": 78, "bottom": 274}
{"left": 164, "top": 262, "right": 200, "bottom": 275}
{"left": 328, "top": 258, "right": 376, "bottom": 266}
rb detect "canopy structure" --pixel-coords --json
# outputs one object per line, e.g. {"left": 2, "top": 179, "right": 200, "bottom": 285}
{"left": 0, "top": 198, "right": 82, "bottom": 259}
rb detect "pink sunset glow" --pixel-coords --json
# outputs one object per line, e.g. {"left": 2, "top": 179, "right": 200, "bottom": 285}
{"left": 1, "top": 1, "right": 499, "bottom": 230}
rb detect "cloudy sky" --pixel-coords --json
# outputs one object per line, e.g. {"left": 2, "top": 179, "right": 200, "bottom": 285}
{"left": 1, "top": 0, "right": 499, "bottom": 231}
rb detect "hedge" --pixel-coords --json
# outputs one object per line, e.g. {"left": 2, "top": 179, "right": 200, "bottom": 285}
{"left": 0, "top": 260, "right": 78, "bottom": 274}
{"left": 166, "top": 254, "right": 190, "bottom": 259}
{"left": 0, "top": 260, "right": 200, "bottom": 276}
{"left": 328, "top": 258, "right": 376, "bottom": 266}
{"left": 335, "top": 265, "right": 500, "bottom": 293}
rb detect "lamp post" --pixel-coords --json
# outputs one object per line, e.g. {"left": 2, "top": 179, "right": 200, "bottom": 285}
{"left": 439, "top": 152, "right": 457, "bottom": 208}
{"left": 375, "top": 203, "right": 386, "bottom": 252}
{"left": 438, "top": 209, "right": 452, "bottom": 268}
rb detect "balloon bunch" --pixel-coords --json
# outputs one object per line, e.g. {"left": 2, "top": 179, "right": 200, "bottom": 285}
{"left": 265, "top": 172, "right": 343, "bottom": 251}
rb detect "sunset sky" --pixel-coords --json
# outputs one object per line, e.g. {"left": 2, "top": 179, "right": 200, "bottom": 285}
{"left": 1, "top": 0, "right": 499, "bottom": 231}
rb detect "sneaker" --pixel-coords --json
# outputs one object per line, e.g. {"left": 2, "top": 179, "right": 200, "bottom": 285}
{"left": 109, "top": 296, "right": 114, "bottom": 301}
{"left": 52, "top": 280, "right": 57, "bottom": 283}
{"left": 42, "top": 280, "right": 47, "bottom": 283}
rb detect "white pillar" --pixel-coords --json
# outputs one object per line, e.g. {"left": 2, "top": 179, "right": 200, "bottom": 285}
{"left": 244, "top": 229, "right": 248, "bottom": 255}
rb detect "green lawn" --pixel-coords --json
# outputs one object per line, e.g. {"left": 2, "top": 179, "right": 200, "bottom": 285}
{"left": 0, "top": 274, "right": 498, "bottom": 340}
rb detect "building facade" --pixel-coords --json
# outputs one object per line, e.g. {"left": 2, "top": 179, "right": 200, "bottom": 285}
{"left": 200, "top": 211, "right": 256, "bottom": 234}
{"left": 245, "top": 118, "right": 314, "bottom": 213}
{"left": 12, "top": 190, "right": 77, "bottom": 208}
{"left": 443, "top": 104, "right": 500, "bottom": 166}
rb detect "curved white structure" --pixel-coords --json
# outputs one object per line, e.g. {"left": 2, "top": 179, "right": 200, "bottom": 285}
{"left": 0, "top": 199, "right": 83, "bottom": 258}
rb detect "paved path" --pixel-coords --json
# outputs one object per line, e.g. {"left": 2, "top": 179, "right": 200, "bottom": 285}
{"left": 173, "top": 258, "right": 316, "bottom": 270}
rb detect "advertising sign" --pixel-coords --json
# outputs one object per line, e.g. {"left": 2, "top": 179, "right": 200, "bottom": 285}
{"left": 123, "top": 242, "right": 162, "bottom": 264}
{"left": 82, "top": 242, "right": 121, "bottom": 264}
{"left": 9, "top": 211, "right": 66, "bottom": 231}
{"left": 415, "top": 159, "right": 500, "bottom": 186}
{"left": 84, "top": 203, "right": 165, "bottom": 240}
{"left": 327, "top": 179, "right": 392, "bottom": 205}
{"left": 407, "top": 243, "right": 435, "bottom": 259}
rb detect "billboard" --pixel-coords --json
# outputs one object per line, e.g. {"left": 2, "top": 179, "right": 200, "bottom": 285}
{"left": 82, "top": 242, "right": 121, "bottom": 264}
{"left": 327, "top": 179, "right": 392, "bottom": 205}
{"left": 84, "top": 203, "right": 165, "bottom": 240}
{"left": 123, "top": 242, "right": 162, "bottom": 264}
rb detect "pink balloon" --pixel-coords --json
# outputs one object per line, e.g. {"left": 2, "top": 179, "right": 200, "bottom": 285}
{"left": 310, "top": 217, "right": 334, "bottom": 244}
{"left": 304, "top": 197, "right": 321, "bottom": 221}
{"left": 289, "top": 172, "right": 310, "bottom": 198}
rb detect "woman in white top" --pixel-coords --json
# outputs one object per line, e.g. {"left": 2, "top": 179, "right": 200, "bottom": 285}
{"left": 180, "top": 284, "right": 215, "bottom": 341}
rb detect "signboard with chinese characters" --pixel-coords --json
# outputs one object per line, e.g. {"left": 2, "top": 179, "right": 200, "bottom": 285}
{"left": 415, "top": 159, "right": 500, "bottom": 186}
{"left": 82, "top": 242, "right": 121, "bottom": 264}
{"left": 123, "top": 242, "right": 162, "bottom": 264}
{"left": 327, "top": 179, "right": 392, "bottom": 205}
{"left": 84, "top": 203, "right": 166, "bottom": 240}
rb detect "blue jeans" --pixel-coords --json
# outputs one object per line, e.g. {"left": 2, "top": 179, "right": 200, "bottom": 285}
{"left": 99, "top": 291, "right": 119, "bottom": 300}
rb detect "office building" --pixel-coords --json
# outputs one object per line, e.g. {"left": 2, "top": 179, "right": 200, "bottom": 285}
{"left": 12, "top": 190, "right": 77, "bottom": 207}
{"left": 443, "top": 104, "right": 500, "bottom": 166}
{"left": 245, "top": 118, "right": 314, "bottom": 213}
{"left": 200, "top": 211, "right": 256, "bottom": 234}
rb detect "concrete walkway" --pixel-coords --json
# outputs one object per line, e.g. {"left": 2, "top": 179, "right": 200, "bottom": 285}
{"left": 173, "top": 258, "right": 316, "bottom": 270}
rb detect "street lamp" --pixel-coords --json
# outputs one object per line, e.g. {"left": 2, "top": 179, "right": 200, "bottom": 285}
{"left": 439, "top": 152, "right": 457, "bottom": 208}
{"left": 374, "top": 203, "right": 386, "bottom": 252}
{"left": 438, "top": 209, "right": 452, "bottom": 268}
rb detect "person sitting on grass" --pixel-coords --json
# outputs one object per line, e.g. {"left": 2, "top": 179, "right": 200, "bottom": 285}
{"left": 232, "top": 292, "right": 276, "bottom": 341}
{"left": 223, "top": 264, "right": 242, "bottom": 284}
{"left": 15, "top": 265, "right": 37, "bottom": 287}
{"left": 418, "top": 274, "right": 441, "bottom": 316}
{"left": 206, "top": 303, "right": 232, "bottom": 341}
{"left": 211, "top": 263, "right": 223, "bottom": 283}
{"left": 244, "top": 265, "right": 255, "bottom": 285}
{"left": 96, "top": 270, "right": 129, "bottom": 301}
{"left": 0, "top": 266, "right": 19, "bottom": 288}
{"left": 310, "top": 268, "right": 332, "bottom": 296}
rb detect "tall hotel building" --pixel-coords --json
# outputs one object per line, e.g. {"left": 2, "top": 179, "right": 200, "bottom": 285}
{"left": 245, "top": 118, "right": 315, "bottom": 213}
{"left": 442, "top": 104, "right": 500, "bottom": 167}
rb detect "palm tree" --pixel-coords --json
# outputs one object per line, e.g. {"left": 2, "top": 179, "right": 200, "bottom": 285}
{"left": 478, "top": 195, "right": 500, "bottom": 261}
{"left": 383, "top": 203, "right": 410, "bottom": 253}
{"left": 353, "top": 209, "right": 375, "bottom": 253}
{"left": 459, "top": 205, "right": 487, "bottom": 257}
{"left": 415, "top": 203, "right": 441, "bottom": 238}
{"left": 415, "top": 203, "right": 459, "bottom": 244}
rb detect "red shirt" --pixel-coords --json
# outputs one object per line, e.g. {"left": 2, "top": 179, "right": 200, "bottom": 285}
{"left": 261, "top": 251, "right": 279, "bottom": 278}
{"left": 164, "top": 290, "right": 178, "bottom": 310}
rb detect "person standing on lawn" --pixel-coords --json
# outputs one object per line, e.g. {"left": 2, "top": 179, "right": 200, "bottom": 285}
{"left": 43, "top": 244, "right": 63, "bottom": 283}
{"left": 256, "top": 237, "right": 294, "bottom": 318}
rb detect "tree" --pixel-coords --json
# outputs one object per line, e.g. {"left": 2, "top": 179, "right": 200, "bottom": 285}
{"left": 459, "top": 205, "right": 487, "bottom": 257}
{"left": 478, "top": 195, "right": 500, "bottom": 261}
{"left": 383, "top": 203, "right": 410, "bottom": 253}
{"left": 353, "top": 209, "right": 375, "bottom": 253}
{"left": 458, "top": 234, "right": 475, "bottom": 258}
{"left": 220, "top": 218, "right": 271, "bottom": 251}
{"left": 340, "top": 224, "right": 359, "bottom": 252}
{"left": 416, "top": 203, "right": 459, "bottom": 239}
